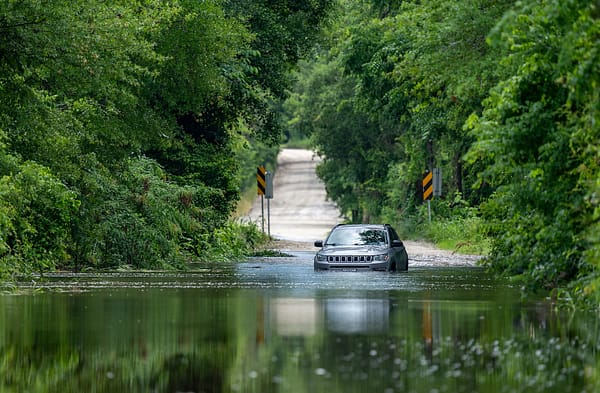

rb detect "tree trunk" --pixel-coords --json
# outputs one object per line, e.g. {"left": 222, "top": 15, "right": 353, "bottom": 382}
{"left": 455, "top": 151, "right": 463, "bottom": 196}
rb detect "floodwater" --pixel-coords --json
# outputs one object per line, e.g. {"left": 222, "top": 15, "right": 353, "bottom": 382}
{"left": 1, "top": 252, "right": 598, "bottom": 393}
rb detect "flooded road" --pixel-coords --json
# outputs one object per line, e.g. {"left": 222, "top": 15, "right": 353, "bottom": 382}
{"left": 2, "top": 147, "right": 598, "bottom": 392}
{"left": 1, "top": 252, "right": 598, "bottom": 393}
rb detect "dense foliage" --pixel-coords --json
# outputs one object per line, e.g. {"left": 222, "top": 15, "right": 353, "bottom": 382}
{"left": 285, "top": 0, "right": 511, "bottom": 222}
{"left": 468, "top": 0, "right": 600, "bottom": 299}
{"left": 0, "top": 0, "right": 333, "bottom": 276}
{"left": 284, "top": 0, "right": 599, "bottom": 300}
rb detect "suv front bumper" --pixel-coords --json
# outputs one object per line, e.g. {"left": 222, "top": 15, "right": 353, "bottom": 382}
{"left": 314, "top": 260, "right": 389, "bottom": 271}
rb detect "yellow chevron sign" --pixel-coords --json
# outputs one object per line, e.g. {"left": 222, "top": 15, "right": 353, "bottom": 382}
{"left": 257, "top": 166, "right": 266, "bottom": 195}
{"left": 423, "top": 170, "right": 433, "bottom": 201}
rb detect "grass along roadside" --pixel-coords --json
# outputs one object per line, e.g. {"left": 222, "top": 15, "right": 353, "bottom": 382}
{"left": 397, "top": 215, "right": 490, "bottom": 256}
{"left": 425, "top": 216, "right": 491, "bottom": 255}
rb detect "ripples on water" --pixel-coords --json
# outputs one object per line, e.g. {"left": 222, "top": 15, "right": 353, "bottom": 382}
{"left": 1, "top": 253, "right": 598, "bottom": 393}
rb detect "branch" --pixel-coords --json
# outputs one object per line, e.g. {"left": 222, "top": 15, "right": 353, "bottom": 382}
{"left": 0, "top": 17, "right": 47, "bottom": 30}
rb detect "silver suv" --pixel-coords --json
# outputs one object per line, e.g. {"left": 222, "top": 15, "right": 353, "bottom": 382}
{"left": 314, "top": 224, "right": 408, "bottom": 271}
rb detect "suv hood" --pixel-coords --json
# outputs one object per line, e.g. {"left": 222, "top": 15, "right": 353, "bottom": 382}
{"left": 319, "top": 245, "right": 387, "bottom": 255}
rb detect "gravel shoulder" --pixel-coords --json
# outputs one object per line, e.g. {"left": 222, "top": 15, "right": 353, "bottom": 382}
{"left": 247, "top": 148, "right": 482, "bottom": 267}
{"left": 261, "top": 238, "right": 483, "bottom": 267}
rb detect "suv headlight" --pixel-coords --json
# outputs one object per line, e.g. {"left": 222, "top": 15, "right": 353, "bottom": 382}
{"left": 316, "top": 254, "right": 328, "bottom": 262}
{"left": 372, "top": 254, "right": 389, "bottom": 262}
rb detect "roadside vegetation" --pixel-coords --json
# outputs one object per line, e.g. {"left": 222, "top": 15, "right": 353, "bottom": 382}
{"left": 283, "top": 0, "right": 599, "bottom": 305}
{"left": 0, "top": 0, "right": 333, "bottom": 277}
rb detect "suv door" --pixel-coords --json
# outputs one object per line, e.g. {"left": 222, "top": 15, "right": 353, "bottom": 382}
{"left": 387, "top": 226, "right": 408, "bottom": 271}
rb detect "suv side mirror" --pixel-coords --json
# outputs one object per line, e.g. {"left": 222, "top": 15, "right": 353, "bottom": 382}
{"left": 391, "top": 239, "right": 404, "bottom": 248}
{"left": 314, "top": 240, "right": 324, "bottom": 248}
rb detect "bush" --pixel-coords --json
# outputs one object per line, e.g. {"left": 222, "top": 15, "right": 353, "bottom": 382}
{"left": 197, "top": 220, "right": 268, "bottom": 262}
{"left": 72, "top": 157, "right": 268, "bottom": 270}
{"left": 0, "top": 161, "right": 79, "bottom": 276}
{"left": 389, "top": 192, "right": 490, "bottom": 255}
{"left": 74, "top": 158, "right": 213, "bottom": 269}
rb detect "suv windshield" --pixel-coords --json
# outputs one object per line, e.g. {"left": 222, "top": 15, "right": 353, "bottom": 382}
{"left": 325, "top": 227, "right": 387, "bottom": 246}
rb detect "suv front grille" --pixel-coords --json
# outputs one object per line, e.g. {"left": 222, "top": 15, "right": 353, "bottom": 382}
{"left": 328, "top": 255, "right": 373, "bottom": 263}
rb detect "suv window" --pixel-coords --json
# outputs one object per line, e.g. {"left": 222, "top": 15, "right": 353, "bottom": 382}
{"left": 388, "top": 227, "right": 400, "bottom": 242}
{"left": 326, "top": 226, "right": 387, "bottom": 246}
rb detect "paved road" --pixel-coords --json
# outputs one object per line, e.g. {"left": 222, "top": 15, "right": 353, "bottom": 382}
{"left": 246, "top": 149, "right": 343, "bottom": 242}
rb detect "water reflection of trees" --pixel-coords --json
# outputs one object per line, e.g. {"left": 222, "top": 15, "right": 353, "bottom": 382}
{"left": 234, "top": 296, "right": 599, "bottom": 393}
{"left": 0, "top": 292, "right": 598, "bottom": 392}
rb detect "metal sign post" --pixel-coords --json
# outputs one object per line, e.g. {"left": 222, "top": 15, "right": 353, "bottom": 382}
{"left": 257, "top": 166, "right": 266, "bottom": 233}
{"left": 257, "top": 166, "right": 274, "bottom": 235}
{"left": 422, "top": 168, "right": 442, "bottom": 223}
{"left": 423, "top": 170, "right": 433, "bottom": 222}
{"left": 433, "top": 168, "right": 442, "bottom": 197}
{"left": 265, "top": 171, "right": 273, "bottom": 237}
{"left": 261, "top": 196, "right": 265, "bottom": 233}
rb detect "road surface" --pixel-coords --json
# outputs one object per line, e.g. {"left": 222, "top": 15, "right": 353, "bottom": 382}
{"left": 246, "top": 149, "right": 342, "bottom": 242}
{"left": 245, "top": 148, "right": 481, "bottom": 266}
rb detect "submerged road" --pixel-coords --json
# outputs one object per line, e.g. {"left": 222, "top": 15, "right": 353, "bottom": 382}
{"left": 246, "top": 148, "right": 480, "bottom": 267}
{"left": 10, "top": 163, "right": 591, "bottom": 393}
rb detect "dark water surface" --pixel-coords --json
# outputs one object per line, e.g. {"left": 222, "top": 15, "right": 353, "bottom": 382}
{"left": 1, "top": 252, "right": 598, "bottom": 392}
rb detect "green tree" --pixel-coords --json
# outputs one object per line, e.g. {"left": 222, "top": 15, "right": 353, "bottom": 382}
{"left": 285, "top": 0, "right": 600, "bottom": 301}
{"left": 286, "top": 0, "right": 511, "bottom": 222}
{"left": 466, "top": 0, "right": 599, "bottom": 294}
{"left": 1, "top": 0, "right": 164, "bottom": 272}
{"left": 0, "top": 0, "right": 335, "bottom": 275}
